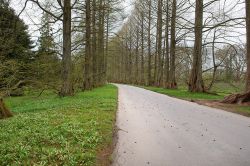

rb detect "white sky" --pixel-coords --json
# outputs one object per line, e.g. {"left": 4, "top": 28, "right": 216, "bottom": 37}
{"left": 10, "top": 0, "right": 134, "bottom": 44}
{"left": 10, "top": 0, "right": 246, "bottom": 47}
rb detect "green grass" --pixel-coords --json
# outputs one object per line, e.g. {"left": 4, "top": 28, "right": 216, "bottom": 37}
{"left": 210, "top": 82, "right": 244, "bottom": 94}
{"left": 142, "top": 86, "right": 225, "bottom": 100}
{"left": 0, "top": 84, "right": 118, "bottom": 165}
{"left": 142, "top": 85, "right": 250, "bottom": 116}
{"left": 238, "top": 106, "right": 250, "bottom": 114}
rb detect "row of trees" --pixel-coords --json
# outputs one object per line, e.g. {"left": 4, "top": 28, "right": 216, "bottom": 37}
{"left": 26, "top": 0, "right": 120, "bottom": 96}
{"left": 0, "top": 0, "right": 124, "bottom": 98}
{"left": 107, "top": 0, "right": 249, "bottom": 96}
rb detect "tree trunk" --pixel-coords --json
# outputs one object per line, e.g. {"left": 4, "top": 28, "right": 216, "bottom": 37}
{"left": 84, "top": 0, "right": 92, "bottom": 90}
{"left": 129, "top": 29, "right": 133, "bottom": 83}
{"left": 97, "top": 0, "right": 105, "bottom": 85}
{"left": 156, "top": 0, "right": 163, "bottom": 86}
{"left": 164, "top": 0, "right": 170, "bottom": 88}
{"left": 0, "top": 98, "right": 12, "bottom": 119}
{"left": 125, "top": 33, "right": 129, "bottom": 83}
{"left": 92, "top": 0, "right": 97, "bottom": 87}
{"left": 140, "top": 13, "right": 145, "bottom": 85}
{"left": 246, "top": 0, "right": 250, "bottom": 91}
{"left": 105, "top": 2, "right": 110, "bottom": 84}
{"left": 135, "top": 28, "right": 139, "bottom": 84}
{"left": 207, "top": 29, "right": 217, "bottom": 91}
{"left": 147, "top": 0, "right": 152, "bottom": 86}
{"left": 60, "top": 0, "right": 73, "bottom": 96}
{"left": 169, "top": 0, "right": 177, "bottom": 89}
{"left": 188, "top": 0, "right": 204, "bottom": 92}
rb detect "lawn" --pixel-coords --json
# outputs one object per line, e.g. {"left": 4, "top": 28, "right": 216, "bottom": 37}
{"left": 143, "top": 86, "right": 225, "bottom": 100}
{"left": 0, "top": 84, "right": 118, "bottom": 165}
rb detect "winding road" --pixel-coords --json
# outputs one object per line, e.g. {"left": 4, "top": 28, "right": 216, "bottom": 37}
{"left": 112, "top": 84, "right": 250, "bottom": 166}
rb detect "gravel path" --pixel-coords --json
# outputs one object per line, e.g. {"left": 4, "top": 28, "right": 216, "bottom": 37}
{"left": 112, "top": 84, "right": 250, "bottom": 166}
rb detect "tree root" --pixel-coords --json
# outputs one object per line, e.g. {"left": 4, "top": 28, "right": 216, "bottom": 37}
{"left": 0, "top": 98, "right": 13, "bottom": 119}
{"left": 221, "top": 91, "right": 250, "bottom": 104}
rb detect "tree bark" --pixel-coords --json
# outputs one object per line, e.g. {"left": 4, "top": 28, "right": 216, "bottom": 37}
{"left": 169, "top": 0, "right": 177, "bottom": 89}
{"left": 188, "top": 0, "right": 204, "bottom": 92}
{"left": 147, "top": 0, "right": 152, "bottom": 86}
{"left": 60, "top": 0, "right": 73, "bottom": 96}
{"left": 156, "top": 0, "right": 163, "bottom": 86}
{"left": 125, "top": 33, "right": 129, "bottom": 83}
{"left": 92, "top": 0, "right": 97, "bottom": 87}
{"left": 207, "top": 29, "right": 217, "bottom": 90}
{"left": 164, "top": 0, "right": 170, "bottom": 88}
{"left": 246, "top": 0, "right": 250, "bottom": 91}
{"left": 140, "top": 12, "right": 145, "bottom": 85}
{"left": 104, "top": 2, "right": 110, "bottom": 84}
{"left": 135, "top": 28, "right": 139, "bottom": 84}
{"left": 84, "top": 0, "right": 92, "bottom": 90}
{"left": 97, "top": 0, "right": 105, "bottom": 85}
{"left": 129, "top": 29, "right": 133, "bottom": 83}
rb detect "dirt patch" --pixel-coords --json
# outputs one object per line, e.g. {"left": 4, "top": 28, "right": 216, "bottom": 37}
{"left": 96, "top": 126, "right": 118, "bottom": 166}
{"left": 195, "top": 100, "right": 250, "bottom": 117}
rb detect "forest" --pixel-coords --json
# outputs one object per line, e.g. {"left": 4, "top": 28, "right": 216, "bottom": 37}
{"left": 0, "top": 0, "right": 250, "bottom": 165}
{"left": 0, "top": 0, "right": 250, "bottom": 104}
{"left": 108, "top": 0, "right": 248, "bottom": 92}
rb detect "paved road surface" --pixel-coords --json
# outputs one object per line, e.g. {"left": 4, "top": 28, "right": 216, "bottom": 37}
{"left": 112, "top": 84, "right": 250, "bottom": 166}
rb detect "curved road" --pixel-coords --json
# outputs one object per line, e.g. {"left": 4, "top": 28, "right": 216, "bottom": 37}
{"left": 112, "top": 84, "right": 250, "bottom": 166}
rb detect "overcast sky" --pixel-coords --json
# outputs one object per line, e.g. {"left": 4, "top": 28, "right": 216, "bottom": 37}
{"left": 11, "top": 0, "right": 134, "bottom": 45}
{"left": 10, "top": 0, "right": 246, "bottom": 46}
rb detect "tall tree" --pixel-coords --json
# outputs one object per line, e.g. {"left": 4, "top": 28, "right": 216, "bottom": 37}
{"left": 147, "top": 0, "right": 152, "bottom": 86}
{"left": 28, "top": 0, "right": 73, "bottom": 96}
{"left": 164, "top": 0, "right": 170, "bottom": 88}
{"left": 97, "top": 0, "right": 105, "bottom": 85}
{"left": 169, "top": 0, "right": 177, "bottom": 88}
{"left": 246, "top": 0, "right": 250, "bottom": 91}
{"left": 92, "top": 0, "right": 98, "bottom": 87}
{"left": 156, "top": 0, "right": 163, "bottom": 86}
{"left": 84, "top": 0, "right": 92, "bottom": 90}
{"left": 135, "top": 26, "right": 140, "bottom": 84}
{"left": 60, "top": 0, "right": 73, "bottom": 96}
{"left": 140, "top": 11, "right": 145, "bottom": 84}
{"left": 188, "top": 0, "right": 204, "bottom": 92}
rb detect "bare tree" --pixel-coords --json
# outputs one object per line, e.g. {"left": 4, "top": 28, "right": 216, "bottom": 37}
{"left": 189, "top": 0, "right": 205, "bottom": 92}
{"left": 246, "top": 0, "right": 250, "bottom": 91}
{"left": 169, "top": 0, "right": 177, "bottom": 89}
{"left": 60, "top": 0, "right": 73, "bottom": 96}
{"left": 84, "top": 0, "right": 92, "bottom": 90}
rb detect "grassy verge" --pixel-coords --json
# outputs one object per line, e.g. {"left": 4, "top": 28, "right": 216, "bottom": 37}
{"left": 142, "top": 86, "right": 225, "bottom": 100}
{"left": 228, "top": 105, "right": 250, "bottom": 116}
{"left": 142, "top": 86, "right": 250, "bottom": 117}
{"left": 0, "top": 84, "right": 118, "bottom": 165}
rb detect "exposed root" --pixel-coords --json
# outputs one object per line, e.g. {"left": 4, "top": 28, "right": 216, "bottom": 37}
{"left": 0, "top": 98, "right": 13, "bottom": 119}
{"left": 221, "top": 91, "right": 250, "bottom": 104}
